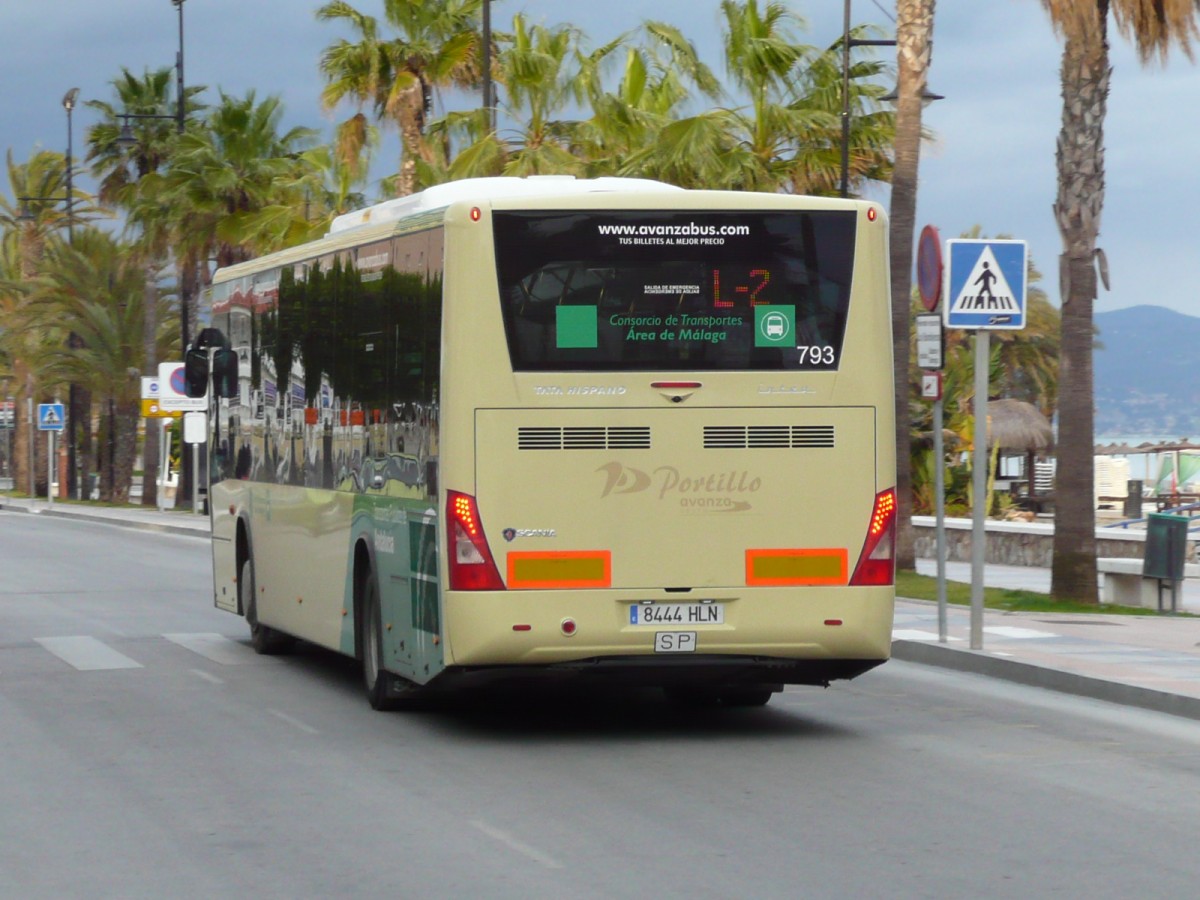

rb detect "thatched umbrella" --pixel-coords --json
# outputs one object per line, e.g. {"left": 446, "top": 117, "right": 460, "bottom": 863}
{"left": 986, "top": 399, "right": 1055, "bottom": 498}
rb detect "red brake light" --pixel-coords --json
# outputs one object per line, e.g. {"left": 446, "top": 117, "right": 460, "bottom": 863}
{"left": 849, "top": 488, "right": 896, "bottom": 586}
{"left": 447, "top": 490, "right": 505, "bottom": 591}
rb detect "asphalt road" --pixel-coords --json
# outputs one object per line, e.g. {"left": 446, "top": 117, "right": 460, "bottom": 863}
{"left": 3, "top": 510, "right": 1200, "bottom": 898}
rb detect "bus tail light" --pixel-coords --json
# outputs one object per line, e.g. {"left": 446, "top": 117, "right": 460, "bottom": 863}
{"left": 447, "top": 491, "right": 505, "bottom": 591}
{"left": 849, "top": 488, "right": 896, "bottom": 586}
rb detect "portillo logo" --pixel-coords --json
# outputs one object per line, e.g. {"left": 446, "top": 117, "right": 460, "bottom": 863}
{"left": 596, "top": 462, "right": 760, "bottom": 512}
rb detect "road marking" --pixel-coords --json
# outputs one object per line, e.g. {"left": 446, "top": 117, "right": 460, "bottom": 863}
{"left": 470, "top": 820, "right": 563, "bottom": 870}
{"left": 984, "top": 626, "right": 1058, "bottom": 639}
{"left": 35, "top": 636, "right": 143, "bottom": 671}
{"left": 892, "top": 629, "right": 965, "bottom": 642}
{"left": 190, "top": 668, "right": 224, "bottom": 685}
{"left": 164, "top": 632, "right": 249, "bottom": 665}
{"left": 268, "top": 708, "right": 319, "bottom": 735}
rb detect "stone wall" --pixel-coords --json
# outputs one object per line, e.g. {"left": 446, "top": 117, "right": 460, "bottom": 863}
{"left": 911, "top": 516, "right": 1197, "bottom": 567}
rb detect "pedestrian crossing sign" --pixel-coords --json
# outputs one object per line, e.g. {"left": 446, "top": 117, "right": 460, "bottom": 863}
{"left": 37, "top": 402, "right": 65, "bottom": 432}
{"left": 944, "top": 239, "right": 1028, "bottom": 330}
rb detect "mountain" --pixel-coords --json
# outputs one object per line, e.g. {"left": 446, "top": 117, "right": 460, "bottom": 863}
{"left": 1094, "top": 305, "right": 1200, "bottom": 437}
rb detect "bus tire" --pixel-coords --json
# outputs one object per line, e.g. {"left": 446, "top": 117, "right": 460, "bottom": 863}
{"left": 718, "top": 688, "right": 775, "bottom": 708}
{"left": 361, "top": 568, "right": 423, "bottom": 711}
{"left": 665, "top": 685, "right": 775, "bottom": 708}
{"left": 241, "top": 557, "right": 294, "bottom": 655}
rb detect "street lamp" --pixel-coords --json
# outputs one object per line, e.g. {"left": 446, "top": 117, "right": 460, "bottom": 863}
{"left": 174, "top": 0, "right": 187, "bottom": 134}
{"left": 840, "top": 0, "right": 895, "bottom": 199}
{"left": 482, "top": 0, "right": 495, "bottom": 133}
{"left": 62, "top": 88, "right": 78, "bottom": 241}
{"left": 114, "top": 0, "right": 192, "bottom": 506}
{"left": 63, "top": 86, "right": 81, "bottom": 498}
{"left": 839, "top": 1, "right": 942, "bottom": 199}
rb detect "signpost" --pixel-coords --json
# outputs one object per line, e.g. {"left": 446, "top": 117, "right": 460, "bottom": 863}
{"left": 945, "top": 238, "right": 1029, "bottom": 649}
{"left": 37, "top": 402, "right": 65, "bottom": 506}
{"left": 183, "top": 411, "right": 206, "bottom": 516}
{"left": 915, "top": 226, "right": 949, "bottom": 642}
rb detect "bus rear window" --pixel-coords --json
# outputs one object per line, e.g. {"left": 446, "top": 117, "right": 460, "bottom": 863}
{"left": 494, "top": 210, "right": 857, "bottom": 371}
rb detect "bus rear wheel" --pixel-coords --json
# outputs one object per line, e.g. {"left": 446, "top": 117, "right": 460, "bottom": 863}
{"left": 664, "top": 685, "right": 776, "bottom": 708}
{"left": 360, "top": 569, "right": 424, "bottom": 711}
{"left": 241, "top": 557, "right": 293, "bottom": 655}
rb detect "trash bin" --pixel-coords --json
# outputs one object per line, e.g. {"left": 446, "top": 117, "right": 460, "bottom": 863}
{"left": 1144, "top": 513, "right": 1188, "bottom": 582}
{"left": 1124, "top": 480, "right": 1144, "bottom": 519}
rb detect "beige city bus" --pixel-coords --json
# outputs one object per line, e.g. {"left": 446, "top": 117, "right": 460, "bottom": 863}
{"left": 200, "top": 176, "right": 896, "bottom": 710}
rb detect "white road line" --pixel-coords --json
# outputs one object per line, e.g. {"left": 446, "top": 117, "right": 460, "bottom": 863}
{"left": 164, "top": 632, "right": 249, "bottom": 665}
{"left": 190, "top": 668, "right": 224, "bottom": 685}
{"left": 984, "top": 626, "right": 1058, "bottom": 639}
{"left": 892, "top": 629, "right": 965, "bottom": 642}
{"left": 35, "top": 636, "right": 143, "bottom": 671}
{"left": 268, "top": 708, "right": 319, "bottom": 735}
{"left": 470, "top": 819, "right": 564, "bottom": 870}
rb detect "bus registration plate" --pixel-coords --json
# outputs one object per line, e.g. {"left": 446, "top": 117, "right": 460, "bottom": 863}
{"left": 630, "top": 603, "right": 724, "bottom": 626}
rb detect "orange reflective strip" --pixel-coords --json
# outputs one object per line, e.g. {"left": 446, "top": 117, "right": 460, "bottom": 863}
{"left": 507, "top": 551, "right": 612, "bottom": 589}
{"left": 745, "top": 549, "right": 848, "bottom": 586}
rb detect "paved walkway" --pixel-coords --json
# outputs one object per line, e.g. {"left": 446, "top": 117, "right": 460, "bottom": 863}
{"left": 5, "top": 495, "right": 1200, "bottom": 720}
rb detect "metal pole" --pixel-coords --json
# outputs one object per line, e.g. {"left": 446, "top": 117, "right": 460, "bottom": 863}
{"left": 970, "top": 331, "right": 989, "bottom": 650}
{"left": 27, "top": 395, "right": 34, "bottom": 499}
{"left": 174, "top": 0, "right": 186, "bottom": 134}
{"left": 934, "top": 395, "right": 947, "bottom": 641}
{"left": 482, "top": 0, "right": 494, "bottom": 132}
{"left": 840, "top": 0, "right": 851, "bottom": 198}
{"left": 174, "top": 0, "right": 192, "bottom": 505}
{"left": 63, "top": 88, "right": 80, "bottom": 498}
{"left": 47, "top": 430, "right": 54, "bottom": 507}
{"left": 158, "top": 420, "right": 166, "bottom": 512}
{"left": 193, "top": 441, "right": 200, "bottom": 515}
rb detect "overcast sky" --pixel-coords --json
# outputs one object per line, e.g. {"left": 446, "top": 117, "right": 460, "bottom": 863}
{"left": 4, "top": 1, "right": 1197, "bottom": 316}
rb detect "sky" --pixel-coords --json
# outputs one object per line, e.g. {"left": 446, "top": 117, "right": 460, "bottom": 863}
{"left": 3, "top": 0, "right": 1198, "bottom": 317}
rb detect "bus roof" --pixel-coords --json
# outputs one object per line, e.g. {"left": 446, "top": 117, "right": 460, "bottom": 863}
{"left": 328, "top": 176, "right": 683, "bottom": 235}
{"left": 212, "top": 177, "right": 684, "bottom": 285}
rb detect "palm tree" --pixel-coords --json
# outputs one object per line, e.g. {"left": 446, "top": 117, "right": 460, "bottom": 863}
{"left": 494, "top": 15, "right": 588, "bottom": 176}
{"left": 87, "top": 66, "right": 199, "bottom": 506}
{"left": 889, "top": 0, "right": 937, "bottom": 570}
{"left": 620, "top": 2, "right": 891, "bottom": 193}
{"left": 157, "top": 90, "right": 318, "bottom": 272}
{"left": 316, "top": 0, "right": 482, "bottom": 196}
{"left": 574, "top": 22, "right": 722, "bottom": 178}
{"left": 0, "top": 149, "right": 98, "bottom": 497}
{"left": 1042, "top": 0, "right": 1200, "bottom": 603}
{"left": 31, "top": 229, "right": 173, "bottom": 503}
{"left": 783, "top": 25, "right": 895, "bottom": 196}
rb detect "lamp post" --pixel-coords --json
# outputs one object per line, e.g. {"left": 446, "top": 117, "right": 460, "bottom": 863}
{"left": 482, "top": 0, "right": 495, "bottom": 133}
{"left": 63, "top": 87, "right": 81, "bottom": 498}
{"left": 174, "top": 0, "right": 186, "bottom": 135}
{"left": 116, "top": 0, "right": 190, "bottom": 505}
{"left": 838, "top": 1, "right": 941, "bottom": 199}
{"left": 840, "top": 0, "right": 896, "bottom": 199}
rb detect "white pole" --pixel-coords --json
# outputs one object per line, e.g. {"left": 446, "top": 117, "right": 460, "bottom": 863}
{"left": 27, "top": 397, "right": 33, "bottom": 499}
{"left": 157, "top": 419, "right": 167, "bottom": 512}
{"left": 192, "top": 441, "right": 200, "bottom": 515}
{"left": 934, "top": 395, "right": 947, "bottom": 642}
{"left": 47, "top": 430, "right": 54, "bottom": 507}
{"left": 970, "top": 331, "right": 989, "bottom": 650}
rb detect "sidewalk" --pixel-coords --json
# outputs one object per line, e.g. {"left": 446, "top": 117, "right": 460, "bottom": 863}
{"left": 5, "top": 494, "right": 1200, "bottom": 720}
{"left": 0, "top": 495, "right": 210, "bottom": 537}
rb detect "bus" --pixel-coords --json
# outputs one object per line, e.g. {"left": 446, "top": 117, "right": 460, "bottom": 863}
{"left": 197, "top": 176, "right": 896, "bottom": 710}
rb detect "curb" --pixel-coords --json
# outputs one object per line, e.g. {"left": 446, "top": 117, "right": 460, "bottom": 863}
{"left": 0, "top": 500, "right": 209, "bottom": 539}
{"left": 892, "top": 638, "right": 1200, "bottom": 722}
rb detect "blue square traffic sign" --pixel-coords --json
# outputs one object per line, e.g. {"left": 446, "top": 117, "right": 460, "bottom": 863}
{"left": 944, "top": 239, "right": 1028, "bottom": 330}
{"left": 37, "top": 402, "right": 65, "bottom": 432}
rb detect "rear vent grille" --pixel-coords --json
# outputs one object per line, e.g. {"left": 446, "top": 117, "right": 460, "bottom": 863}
{"left": 518, "top": 426, "right": 651, "bottom": 450}
{"left": 703, "top": 425, "right": 835, "bottom": 449}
